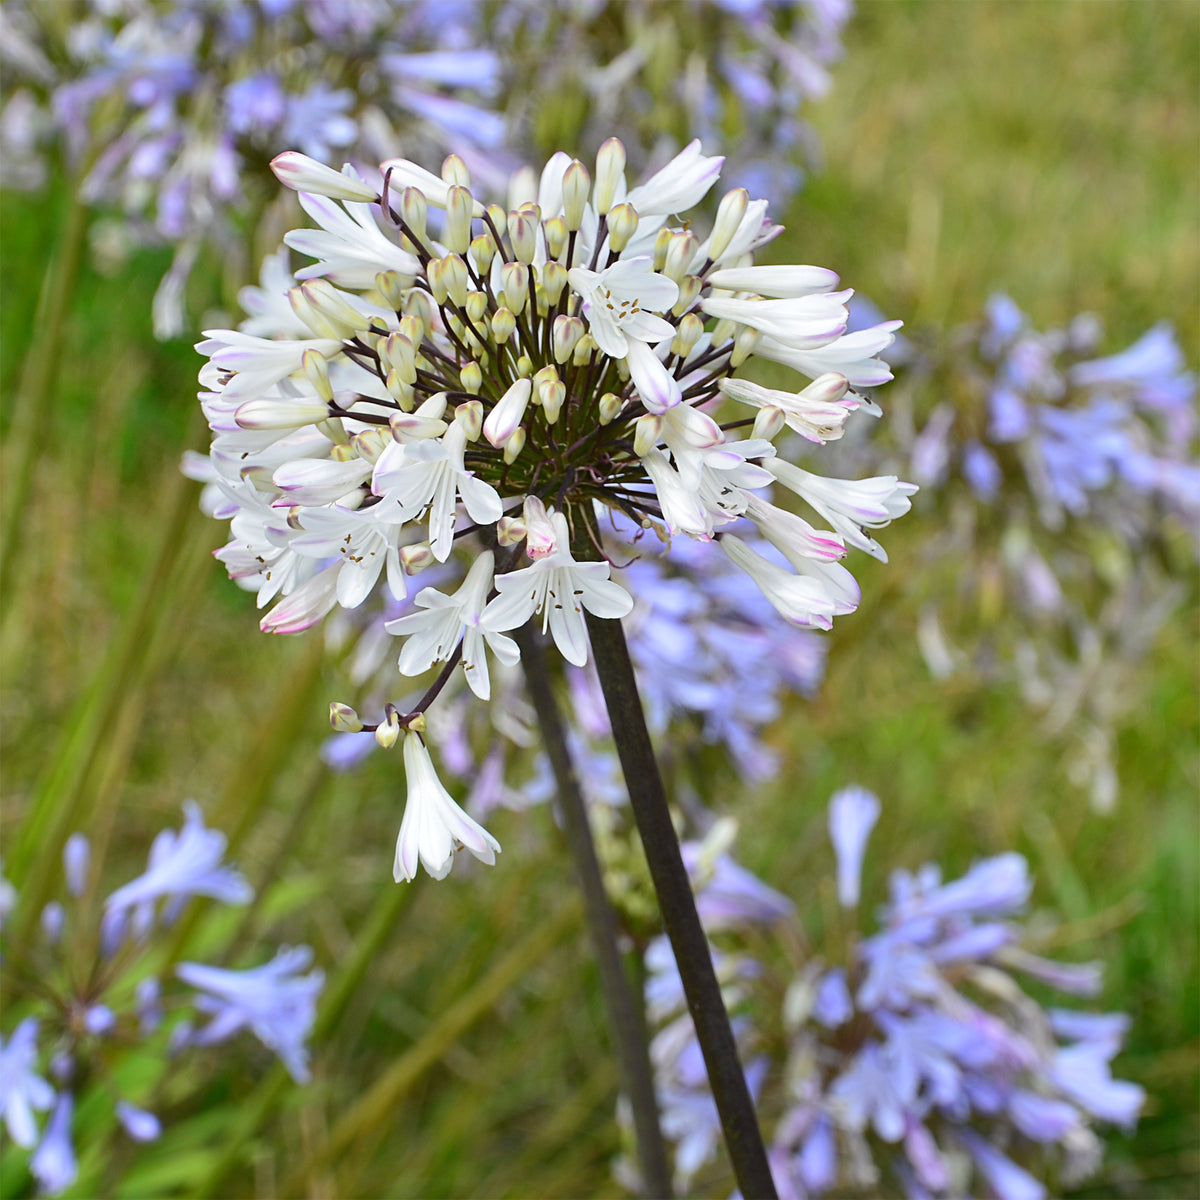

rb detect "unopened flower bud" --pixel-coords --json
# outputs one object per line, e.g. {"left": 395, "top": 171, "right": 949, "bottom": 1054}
{"left": 485, "top": 202, "right": 507, "bottom": 235}
{"left": 508, "top": 207, "right": 540, "bottom": 264}
{"left": 444, "top": 185, "right": 475, "bottom": 254}
{"left": 390, "top": 411, "right": 447, "bottom": 441}
{"left": 401, "top": 543, "right": 435, "bottom": 574}
{"left": 516, "top": 354, "right": 533, "bottom": 378}
{"left": 652, "top": 225, "right": 674, "bottom": 272}
{"left": 468, "top": 233, "right": 496, "bottom": 275}
{"left": 594, "top": 137, "right": 626, "bottom": 215}
{"left": 235, "top": 396, "right": 331, "bottom": 430}
{"left": 375, "top": 707, "right": 402, "bottom": 749}
{"left": 503, "top": 427, "right": 526, "bottom": 463}
{"left": 385, "top": 369, "right": 415, "bottom": 410}
{"left": 316, "top": 416, "right": 349, "bottom": 445}
{"left": 663, "top": 232, "right": 699, "bottom": 284}
{"left": 541, "top": 380, "right": 565, "bottom": 424}
{"left": 634, "top": 413, "right": 664, "bottom": 457}
{"left": 64, "top": 833, "right": 90, "bottom": 897}
{"left": 483, "top": 378, "right": 533, "bottom": 447}
{"left": 497, "top": 514, "right": 526, "bottom": 545}
{"left": 562, "top": 160, "right": 590, "bottom": 231}
{"left": 731, "top": 325, "right": 761, "bottom": 368}
{"left": 382, "top": 332, "right": 417, "bottom": 383}
{"left": 465, "top": 289, "right": 488, "bottom": 323}
{"left": 271, "top": 152, "right": 377, "bottom": 201}
{"left": 399, "top": 186, "right": 428, "bottom": 242}
{"left": 501, "top": 261, "right": 529, "bottom": 315}
{"left": 330, "top": 702, "right": 364, "bottom": 733}
{"left": 375, "top": 270, "right": 409, "bottom": 311}
{"left": 441, "top": 154, "right": 470, "bottom": 187}
{"left": 459, "top": 361, "right": 483, "bottom": 394}
{"left": 441, "top": 254, "right": 469, "bottom": 307}
{"left": 552, "top": 315, "right": 585, "bottom": 363}
{"left": 709, "top": 188, "right": 750, "bottom": 261}
{"left": 671, "top": 313, "right": 705, "bottom": 358}
{"left": 598, "top": 392, "right": 623, "bottom": 424}
{"left": 711, "top": 316, "right": 737, "bottom": 347}
{"left": 572, "top": 332, "right": 598, "bottom": 367}
{"left": 350, "top": 428, "right": 390, "bottom": 463}
{"left": 491, "top": 306, "right": 517, "bottom": 343}
{"left": 329, "top": 441, "right": 357, "bottom": 463}
{"left": 42, "top": 901, "right": 65, "bottom": 943}
{"left": 425, "top": 256, "right": 448, "bottom": 305}
{"left": 455, "top": 400, "right": 483, "bottom": 440}
{"left": 543, "top": 216, "right": 568, "bottom": 260}
{"left": 672, "top": 275, "right": 702, "bottom": 317}
{"left": 419, "top": 390, "right": 448, "bottom": 420}
{"left": 288, "top": 286, "right": 339, "bottom": 338}
{"left": 806, "top": 372, "right": 852, "bottom": 403}
{"left": 540, "top": 260, "right": 568, "bottom": 307}
{"left": 752, "top": 406, "right": 787, "bottom": 441}
{"left": 607, "top": 203, "right": 639, "bottom": 253}
{"left": 398, "top": 312, "right": 424, "bottom": 346}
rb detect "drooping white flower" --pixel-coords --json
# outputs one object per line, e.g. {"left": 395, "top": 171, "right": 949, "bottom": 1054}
{"left": 757, "top": 319, "right": 904, "bottom": 389}
{"left": 394, "top": 732, "right": 501, "bottom": 882}
{"left": 482, "top": 511, "right": 634, "bottom": 666}
{"left": 385, "top": 551, "right": 519, "bottom": 700}
{"left": 764, "top": 460, "right": 917, "bottom": 562}
{"left": 718, "top": 535, "right": 837, "bottom": 630}
{"left": 720, "top": 373, "right": 859, "bottom": 444}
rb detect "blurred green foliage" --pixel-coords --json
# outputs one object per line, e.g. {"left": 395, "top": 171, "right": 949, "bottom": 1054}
{"left": 1, "top": 1, "right": 1196, "bottom": 1196}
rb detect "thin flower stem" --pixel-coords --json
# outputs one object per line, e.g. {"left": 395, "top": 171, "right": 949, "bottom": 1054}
{"left": 582, "top": 610, "right": 778, "bottom": 1200}
{"left": 514, "top": 624, "right": 674, "bottom": 1200}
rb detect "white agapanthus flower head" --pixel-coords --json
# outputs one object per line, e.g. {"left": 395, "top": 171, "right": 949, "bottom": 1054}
{"left": 193, "top": 139, "right": 914, "bottom": 881}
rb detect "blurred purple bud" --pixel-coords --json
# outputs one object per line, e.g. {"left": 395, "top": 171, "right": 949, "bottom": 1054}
{"left": 63, "top": 834, "right": 90, "bottom": 897}
{"left": 115, "top": 1100, "right": 162, "bottom": 1142}
{"left": 828, "top": 785, "right": 880, "bottom": 907}
{"left": 41, "top": 901, "right": 65, "bottom": 944}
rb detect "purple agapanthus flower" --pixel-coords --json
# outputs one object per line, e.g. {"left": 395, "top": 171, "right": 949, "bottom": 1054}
{"left": 620, "top": 787, "right": 1145, "bottom": 1199}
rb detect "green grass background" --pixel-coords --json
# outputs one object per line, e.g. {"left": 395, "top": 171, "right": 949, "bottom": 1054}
{"left": 1, "top": 1, "right": 1197, "bottom": 1196}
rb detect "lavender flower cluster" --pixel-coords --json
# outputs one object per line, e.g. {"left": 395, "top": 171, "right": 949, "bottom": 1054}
{"left": 0, "top": 805, "right": 322, "bottom": 1196}
{"left": 847, "top": 297, "right": 1198, "bottom": 811}
{"left": 2, "top": 0, "right": 510, "bottom": 335}
{"left": 1, "top": 0, "right": 848, "bottom": 336}
{"left": 499, "top": 0, "right": 850, "bottom": 203}
{"left": 624, "top": 788, "right": 1144, "bottom": 1199}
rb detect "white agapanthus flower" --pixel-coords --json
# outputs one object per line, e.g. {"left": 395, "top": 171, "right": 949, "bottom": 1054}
{"left": 192, "top": 139, "right": 914, "bottom": 880}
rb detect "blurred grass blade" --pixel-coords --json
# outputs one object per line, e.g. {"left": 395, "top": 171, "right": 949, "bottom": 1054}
{"left": 279, "top": 894, "right": 581, "bottom": 1195}
{"left": 0, "top": 189, "right": 89, "bottom": 583}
